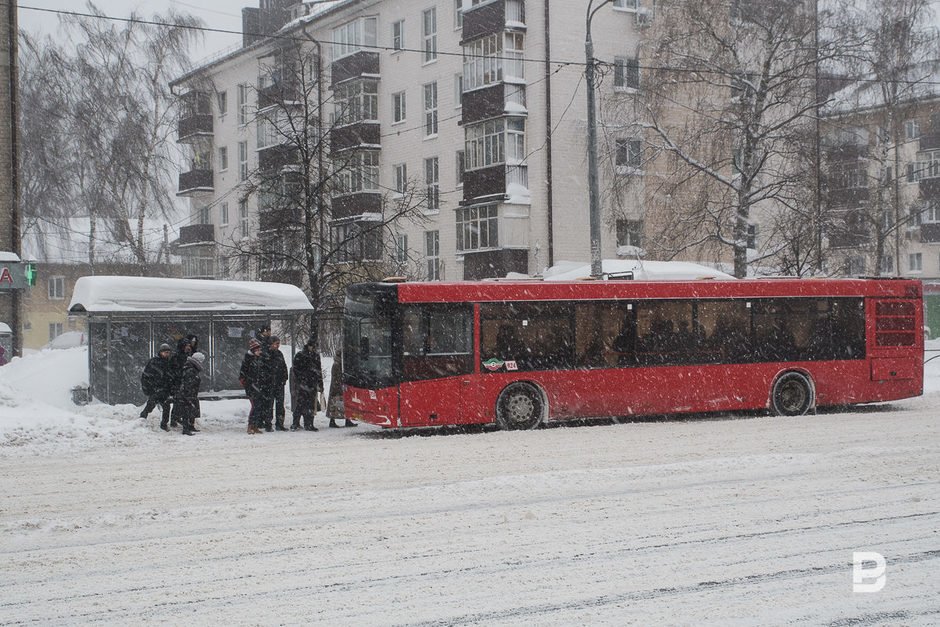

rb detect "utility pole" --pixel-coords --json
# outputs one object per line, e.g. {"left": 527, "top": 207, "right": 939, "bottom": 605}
{"left": 585, "top": 0, "right": 612, "bottom": 279}
{"left": 1, "top": 0, "right": 22, "bottom": 356}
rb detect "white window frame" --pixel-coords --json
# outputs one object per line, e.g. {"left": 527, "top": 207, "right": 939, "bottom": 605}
{"left": 613, "top": 0, "right": 639, "bottom": 11}
{"left": 392, "top": 90, "right": 407, "bottom": 124}
{"left": 465, "top": 117, "right": 525, "bottom": 171}
{"left": 49, "top": 322, "right": 64, "bottom": 342}
{"left": 221, "top": 202, "right": 230, "bottom": 226}
{"left": 394, "top": 163, "right": 408, "bottom": 196}
{"left": 462, "top": 32, "right": 524, "bottom": 92}
{"left": 909, "top": 252, "right": 923, "bottom": 272}
{"left": 237, "top": 83, "right": 250, "bottom": 126}
{"left": 332, "top": 16, "right": 378, "bottom": 60}
{"left": 334, "top": 79, "right": 379, "bottom": 126}
{"left": 217, "top": 90, "right": 227, "bottom": 117}
{"left": 424, "top": 82, "right": 439, "bottom": 137}
{"left": 392, "top": 19, "right": 405, "bottom": 52}
{"left": 48, "top": 275, "right": 65, "bottom": 300}
{"left": 334, "top": 151, "right": 380, "bottom": 196}
{"left": 905, "top": 120, "right": 920, "bottom": 140}
{"left": 456, "top": 150, "right": 465, "bottom": 187}
{"left": 425, "top": 156, "right": 440, "bottom": 212}
{"left": 615, "top": 138, "right": 642, "bottom": 170}
{"left": 454, "top": 0, "right": 463, "bottom": 30}
{"left": 218, "top": 146, "right": 228, "bottom": 172}
{"left": 614, "top": 57, "right": 640, "bottom": 91}
{"left": 239, "top": 199, "right": 250, "bottom": 239}
{"left": 423, "top": 7, "right": 438, "bottom": 63}
{"left": 197, "top": 205, "right": 210, "bottom": 224}
{"left": 239, "top": 141, "right": 249, "bottom": 181}
{"left": 396, "top": 233, "right": 409, "bottom": 263}
{"left": 425, "top": 230, "right": 441, "bottom": 280}
{"left": 456, "top": 204, "right": 498, "bottom": 251}
{"left": 454, "top": 73, "right": 463, "bottom": 109}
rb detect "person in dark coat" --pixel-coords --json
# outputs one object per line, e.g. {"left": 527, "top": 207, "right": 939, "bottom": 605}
{"left": 290, "top": 338, "right": 323, "bottom": 431}
{"left": 240, "top": 338, "right": 273, "bottom": 434}
{"left": 167, "top": 337, "right": 193, "bottom": 426}
{"left": 172, "top": 352, "right": 205, "bottom": 436}
{"left": 268, "top": 335, "right": 289, "bottom": 431}
{"left": 327, "top": 349, "right": 357, "bottom": 428}
{"left": 140, "top": 343, "right": 174, "bottom": 429}
{"left": 256, "top": 324, "right": 272, "bottom": 353}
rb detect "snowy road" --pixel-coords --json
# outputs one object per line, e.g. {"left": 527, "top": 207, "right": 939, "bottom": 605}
{"left": 1, "top": 394, "right": 938, "bottom": 625}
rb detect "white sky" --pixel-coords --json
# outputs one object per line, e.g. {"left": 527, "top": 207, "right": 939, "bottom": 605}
{"left": 17, "top": 0, "right": 243, "bottom": 63}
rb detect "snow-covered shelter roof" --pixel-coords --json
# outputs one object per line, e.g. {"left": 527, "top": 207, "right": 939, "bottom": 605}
{"left": 0, "top": 323, "right": 11, "bottom": 334}
{"left": 535, "top": 260, "right": 735, "bottom": 282}
{"left": 0, "top": 252, "right": 20, "bottom": 263}
{"left": 68, "top": 276, "right": 313, "bottom": 315}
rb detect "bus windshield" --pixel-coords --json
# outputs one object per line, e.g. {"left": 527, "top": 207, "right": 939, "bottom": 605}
{"left": 344, "top": 286, "right": 396, "bottom": 388}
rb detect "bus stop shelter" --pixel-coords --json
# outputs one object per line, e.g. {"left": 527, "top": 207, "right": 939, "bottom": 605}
{"left": 68, "top": 276, "right": 314, "bottom": 404}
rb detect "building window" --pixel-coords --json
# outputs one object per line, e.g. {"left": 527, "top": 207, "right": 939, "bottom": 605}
{"left": 454, "top": 0, "right": 463, "bottom": 29}
{"left": 880, "top": 255, "right": 894, "bottom": 274}
{"left": 925, "top": 203, "right": 940, "bottom": 223}
{"left": 423, "top": 8, "right": 438, "bottom": 63}
{"left": 905, "top": 120, "right": 920, "bottom": 140}
{"left": 396, "top": 233, "right": 408, "bottom": 263}
{"left": 392, "top": 90, "right": 406, "bottom": 124}
{"left": 456, "top": 150, "right": 465, "bottom": 187}
{"left": 457, "top": 205, "right": 498, "bottom": 251}
{"left": 454, "top": 73, "right": 463, "bottom": 108}
{"left": 615, "top": 138, "right": 642, "bottom": 169}
{"left": 221, "top": 202, "right": 230, "bottom": 226}
{"left": 846, "top": 256, "right": 866, "bottom": 276}
{"left": 218, "top": 146, "right": 228, "bottom": 171}
{"left": 239, "top": 199, "right": 249, "bottom": 239}
{"left": 332, "top": 16, "right": 378, "bottom": 60}
{"left": 392, "top": 19, "right": 405, "bottom": 51}
{"left": 613, "top": 0, "right": 638, "bottom": 10}
{"left": 334, "top": 221, "right": 382, "bottom": 262}
{"left": 394, "top": 163, "right": 408, "bottom": 195}
{"left": 616, "top": 219, "right": 643, "bottom": 248}
{"left": 614, "top": 57, "right": 640, "bottom": 90}
{"left": 49, "top": 322, "right": 64, "bottom": 342}
{"left": 425, "top": 230, "right": 441, "bottom": 280}
{"left": 334, "top": 79, "right": 378, "bottom": 125}
{"left": 909, "top": 252, "right": 923, "bottom": 272}
{"left": 217, "top": 90, "right": 227, "bottom": 116}
{"left": 237, "top": 83, "right": 250, "bottom": 125}
{"left": 334, "top": 151, "right": 380, "bottom": 195}
{"left": 48, "top": 276, "right": 65, "bottom": 300}
{"left": 463, "top": 32, "right": 524, "bottom": 91}
{"left": 425, "top": 156, "right": 440, "bottom": 211}
{"left": 465, "top": 118, "right": 525, "bottom": 170}
{"left": 747, "top": 224, "right": 759, "bottom": 249}
{"left": 915, "top": 151, "right": 940, "bottom": 180}
{"left": 424, "top": 82, "right": 438, "bottom": 136}
{"left": 197, "top": 205, "right": 210, "bottom": 224}
{"left": 239, "top": 141, "right": 249, "bottom": 181}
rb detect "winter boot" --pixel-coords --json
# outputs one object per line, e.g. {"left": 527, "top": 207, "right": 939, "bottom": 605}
{"left": 275, "top": 417, "right": 287, "bottom": 431}
{"left": 329, "top": 419, "right": 340, "bottom": 428}
{"left": 344, "top": 420, "right": 358, "bottom": 427}
{"left": 290, "top": 416, "right": 302, "bottom": 431}
{"left": 160, "top": 418, "right": 169, "bottom": 432}
{"left": 304, "top": 417, "right": 318, "bottom": 431}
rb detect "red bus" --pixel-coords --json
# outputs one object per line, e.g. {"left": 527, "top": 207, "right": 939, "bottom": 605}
{"left": 342, "top": 278, "right": 923, "bottom": 429}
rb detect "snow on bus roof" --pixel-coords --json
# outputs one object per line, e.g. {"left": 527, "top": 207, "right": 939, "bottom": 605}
{"left": 68, "top": 276, "right": 313, "bottom": 314}
{"left": 536, "top": 259, "right": 736, "bottom": 282}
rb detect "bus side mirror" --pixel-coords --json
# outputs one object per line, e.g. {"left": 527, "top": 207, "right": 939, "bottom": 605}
{"left": 360, "top": 337, "right": 370, "bottom": 359}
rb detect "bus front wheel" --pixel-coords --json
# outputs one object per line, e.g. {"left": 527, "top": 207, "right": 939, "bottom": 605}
{"left": 770, "top": 372, "right": 815, "bottom": 416}
{"left": 496, "top": 383, "right": 545, "bottom": 430}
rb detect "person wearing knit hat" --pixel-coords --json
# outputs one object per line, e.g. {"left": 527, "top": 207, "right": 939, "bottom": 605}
{"left": 240, "top": 337, "right": 272, "bottom": 434}
{"left": 172, "top": 351, "right": 205, "bottom": 435}
{"left": 139, "top": 343, "right": 174, "bottom": 428}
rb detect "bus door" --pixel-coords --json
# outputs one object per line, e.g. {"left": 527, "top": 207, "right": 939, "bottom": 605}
{"left": 398, "top": 304, "right": 476, "bottom": 426}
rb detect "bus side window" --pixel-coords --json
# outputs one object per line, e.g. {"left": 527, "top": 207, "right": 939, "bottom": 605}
{"left": 481, "top": 303, "right": 575, "bottom": 371}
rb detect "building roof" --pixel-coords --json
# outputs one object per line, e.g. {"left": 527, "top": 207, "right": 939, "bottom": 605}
{"left": 824, "top": 60, "right": 940, "bottom": 116}
{"left": 68, "top": 276, "right": 313, "bottom": 314}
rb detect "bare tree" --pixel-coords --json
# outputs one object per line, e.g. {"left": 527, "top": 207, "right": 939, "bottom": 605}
{"left": 822, "top": 0, "right": 938, "bottom": 276}
{"left": 212, "top": 41, "right": 428, "bottom": 342}
{"left": 634, "top": 0, "right": 841, "bottom": 277}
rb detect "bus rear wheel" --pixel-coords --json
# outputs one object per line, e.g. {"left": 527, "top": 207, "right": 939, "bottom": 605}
{"left": 496, "top": 383, "right": 545, "bottom": 430}
{"left": 770, "top": 372, "right": 814, "bottom": 416}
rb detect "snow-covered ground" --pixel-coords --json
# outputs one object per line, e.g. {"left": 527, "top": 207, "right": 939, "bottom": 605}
{"left": 0, "top": 345, "right": 938, "bottom": 624}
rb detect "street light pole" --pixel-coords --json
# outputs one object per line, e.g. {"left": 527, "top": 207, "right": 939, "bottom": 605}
{"left": 585, "top": 0, "right": 611, "bottom": 278}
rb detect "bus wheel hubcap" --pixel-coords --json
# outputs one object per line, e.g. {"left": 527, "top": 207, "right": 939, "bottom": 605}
{"left": 507, "top": 394, "right": 535, "bottom": 422}
{"left": 780, "top": 381, "right": 806, "bottom": 412}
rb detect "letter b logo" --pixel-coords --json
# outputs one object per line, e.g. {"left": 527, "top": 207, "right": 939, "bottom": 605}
{"left": 853, "top": 551, "right": 886, "bottom": 593}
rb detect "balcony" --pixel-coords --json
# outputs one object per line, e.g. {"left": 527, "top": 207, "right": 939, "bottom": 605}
{"left": 922, "top": 223, "right": 940, "bottom": 243}
{"left": 331, "top": 51, "right": 380, "bottom": 87}
{"left": 177, "top": 169, "right": 213, "bottom": 196}
{"left": 330, "top": 122, "right": 381, "bottom": 154}
{"left": 920, "top": 176, "right": 940, "bottom": 200}
{"left": 824, "top": 143, "right": 868, "bottom": 162}
{"left": 920, "top": 133, "right": 940, "bottom": 151}
{"left": 257, "top": 81, "right": 303, "bottom": 111}
{"left": 330, "top": 192, "right": 382, "bottom": 221}
{"left": 258, "top": 144, "right": 300, "bottom": 172}
{"left": 461, "top": 83, "right": 525, "bottom": 125}
{"left": 826, "top": 187, "right": 869, "bottom": 208}
{"left": 178, "top": 114, "right": 213, "bottom": 142}
{"left": 178, "top": 223, "right": 215, "bottom": 247}
{"left": 258, "top": 207, "right": 302, "bottom": 232}
{"left": 462, "top": 0, "right": 525, "bottom": 41}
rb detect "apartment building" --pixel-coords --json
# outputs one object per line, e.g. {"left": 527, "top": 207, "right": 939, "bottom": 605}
{"left": 170, "top": 0, "right": 652, "bottom": 285}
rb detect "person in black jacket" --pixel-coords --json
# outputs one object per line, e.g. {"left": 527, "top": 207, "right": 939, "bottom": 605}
{"left": 240, "top": 338, "right": 273, "bottom": 434}
{"left": 167, "top": 336, "right": 193, "bottom": 425}
{"left": 290, "top": 338, "right": 323, "bottom": 431}
{"left": 140, "top": 343, "right": 174, "bottom": 429}
{"left": 268, "top": 336, "right": 289, "bottom": 431}
{"left": 173, "top": 352, "right": 205, "bottom": 436}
